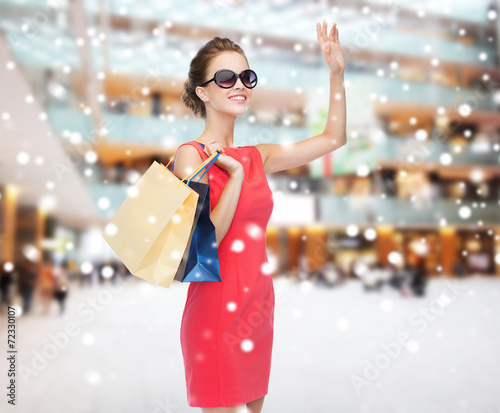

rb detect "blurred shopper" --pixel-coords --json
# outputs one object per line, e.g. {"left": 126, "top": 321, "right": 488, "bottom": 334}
{"left": 298, "top": 254, "right": 315, "bottom": 281}
{"left": 18, "top": 258, "right": 38, "bottom": 314}
{"left": 67, "top": 259, "right": 78, "bottom": 281}
{"left": 43, "top": 68, "right": 68, "bottom": 106}
{"left": 360, "top": 261, "right": 385, "bottom": 291}
{"left": 387, "top": 263, "right": 407, "bottom": 293}
{"left": 376, "top": 261, "right": 392, "bottom": 286}
{"left": 53, "top": 261, "right": 69, "bottom": 315}
{"left": 410, "top": 259, "right": 427, "bottom": 297}
{"left": 97, "top": 261, "right": 106, "bottom": 284}
{"left": 79, "top": 262, "right": 93, "bottom": 287}
{"left": 316, "top": 260, "right": 348, "bottom": 288}
{"left": 116, "top": 261, "right": 131, "bottom": 282}
{"left": 399, "top": 263, "right": 414, "bottom": 297}
{"left": 400, "top": 264, "right": 411, "bottom": 296}
{"left": 452, "top": 253, "right": 467, "bottom": 278}
{"left": 111, "top": 261, "right": 120, "bottom": 285}
{"left": 371, "top": 261, "right": 391, "bottom": 290}
{"left": 38, "top": 260, "right": 55, "bottom": 315}
{"left": 97, "top": 260, "right": 118, "bottom": 284}
{"left": 152, "top": 91, "right": 162, "bottom": 116}
{"left": 0, "top": 261, "right": 15, "bottom": 313}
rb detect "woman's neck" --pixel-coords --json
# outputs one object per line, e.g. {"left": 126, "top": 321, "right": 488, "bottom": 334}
{"left": 198, "top": 110, "right": 238, "bottom": 148}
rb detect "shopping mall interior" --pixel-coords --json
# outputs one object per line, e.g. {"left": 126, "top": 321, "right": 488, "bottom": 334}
{"left": 2, "top": 0, "right": 500, "bottom": 281}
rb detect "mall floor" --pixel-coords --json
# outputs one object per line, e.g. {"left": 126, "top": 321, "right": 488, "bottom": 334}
{"left": 1, "top": 272, "right": 499, "bottom": 413}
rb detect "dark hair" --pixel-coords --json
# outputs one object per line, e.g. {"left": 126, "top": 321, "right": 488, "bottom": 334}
{"left": 181, "top": 37, "right": 248, "bottom": 119}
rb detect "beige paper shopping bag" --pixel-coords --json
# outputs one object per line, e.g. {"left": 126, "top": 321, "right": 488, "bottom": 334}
{"left": 101, "top": 153, "right": 218, "bottom": 288}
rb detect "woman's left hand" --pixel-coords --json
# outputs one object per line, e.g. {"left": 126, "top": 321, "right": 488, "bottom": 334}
{"left": 316, "top": 20, "right": 345, "bottom": 75}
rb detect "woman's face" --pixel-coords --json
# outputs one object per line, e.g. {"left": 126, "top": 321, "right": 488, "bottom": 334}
{"left": 196, "top": 51, "right": 253, "bottom": 117}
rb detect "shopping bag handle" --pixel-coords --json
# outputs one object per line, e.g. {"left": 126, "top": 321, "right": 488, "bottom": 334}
{"left": 161, "top": 144, "right": 220, "bottom": 188}
{"left": 186, "top": 152, "right": 219, "bottom": 186}
{"left": 163, "top": 141, "right": 220, "bottom": 186}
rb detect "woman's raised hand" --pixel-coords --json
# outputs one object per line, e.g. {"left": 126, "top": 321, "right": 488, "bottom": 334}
{"left": 316, "top": 19, "right": 345, "bottom": 75}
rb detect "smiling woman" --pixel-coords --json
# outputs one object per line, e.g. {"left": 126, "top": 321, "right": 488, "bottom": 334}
{"left": 174, "top": 36, "right": 274, "bottom": 413}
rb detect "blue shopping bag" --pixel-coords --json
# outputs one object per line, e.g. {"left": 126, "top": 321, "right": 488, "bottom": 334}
{"left": 170, "top": 142, "right": 222, "bottom": 283}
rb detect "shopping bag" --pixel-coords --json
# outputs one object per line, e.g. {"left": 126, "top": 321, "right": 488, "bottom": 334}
{"left": 170, "top": 141, "right": 221, "bottom": 282}
{"left": 101, "top": 150, "right": 219, "bottom": 288}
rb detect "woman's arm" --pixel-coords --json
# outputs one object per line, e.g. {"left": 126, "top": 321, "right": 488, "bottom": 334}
{"left": 173, "top": 145, "right": 244, "bottom": 247}
{"left": 255, "top": 20, "right": 347, "bottom": 174}
{"left": 209, "top": 170, "right": 244, "bottom": 247}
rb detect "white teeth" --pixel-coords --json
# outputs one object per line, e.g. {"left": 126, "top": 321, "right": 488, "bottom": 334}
{"left": 229, "top": 96, "right": 245, "bottom": 101}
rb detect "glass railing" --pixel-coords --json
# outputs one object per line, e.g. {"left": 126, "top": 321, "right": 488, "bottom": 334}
{"left": 46, "top": 107, "right": 499, "bottom": 166}
{"left": 319, "top": 195, "right": 499, "bottom": 226}
{"left": 369, "top": 76, "right": 498, "bottom": 112}
{"left": 87, "top": 182, "right": 129, "bottom": 221}
{"left": 359, "top": 30, "right": 495, "bottom": 66}
{"left": 37, "top": 42, "right": 498, "bottom": 130}
{"left": 47, "top": 106, "right": 94, "bottom": 137}
{"left": 365, "top": 0, "right": 494, "bottom": 24}
{"left": 376, "top": 135, "right": 500, "bottom": 165}
{"left": 46, "top": 107, "right": 310, "bottom": 146}
{"left": 88, "top": 181, "right": 500, "bottom": 225}
{"left": 0, "top": 17, "right": 80, "bottom": 69}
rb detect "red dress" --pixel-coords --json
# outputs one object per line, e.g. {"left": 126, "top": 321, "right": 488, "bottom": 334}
{"left": 177, "top": 140, "right": 275, "bottom": 407}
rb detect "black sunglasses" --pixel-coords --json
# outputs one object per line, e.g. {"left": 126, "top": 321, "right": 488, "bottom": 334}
{"left": 200, "top": 69, "right": 258, "bottom": 89}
